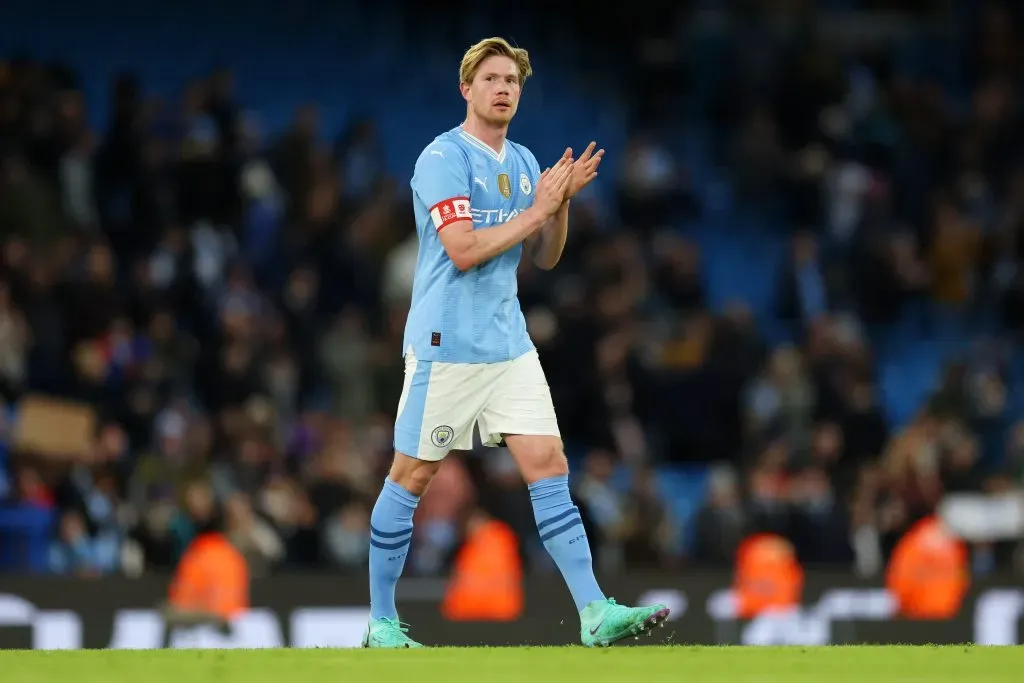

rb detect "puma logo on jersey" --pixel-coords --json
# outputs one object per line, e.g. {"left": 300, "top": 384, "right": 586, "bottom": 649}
{"left": 473, "top": 177, "right": 488, "bottom": 192}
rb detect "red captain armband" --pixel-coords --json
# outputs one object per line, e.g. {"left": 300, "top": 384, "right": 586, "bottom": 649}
{"left": 429, "top": 197, "right": 472, "bottom": 231}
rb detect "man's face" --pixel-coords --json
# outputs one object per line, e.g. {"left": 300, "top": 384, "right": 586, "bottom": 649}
{"left": 462, "top": 55, "right": 521, "bottom": 126}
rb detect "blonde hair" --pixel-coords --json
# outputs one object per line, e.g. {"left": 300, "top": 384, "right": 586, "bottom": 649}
{"left": 459, "top": 37, "right": 533, "bottom": 86}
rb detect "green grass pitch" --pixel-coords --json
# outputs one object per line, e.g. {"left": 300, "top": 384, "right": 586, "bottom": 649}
{"left": 2, "top": 646, "right": 1023, "bottom": 683}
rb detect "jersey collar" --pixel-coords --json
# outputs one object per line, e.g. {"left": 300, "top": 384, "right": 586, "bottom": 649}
{"left": 459, "top": 129, "right": 507, "bottom": 164}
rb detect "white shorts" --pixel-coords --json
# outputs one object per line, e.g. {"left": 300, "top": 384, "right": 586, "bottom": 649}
{"left": 393, "top": 348, "right": 560, "bottom": 461}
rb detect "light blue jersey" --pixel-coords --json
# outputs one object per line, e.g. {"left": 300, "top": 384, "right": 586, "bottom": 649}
{"left": 404, "top": 126, "right": 541, "bottom": 364}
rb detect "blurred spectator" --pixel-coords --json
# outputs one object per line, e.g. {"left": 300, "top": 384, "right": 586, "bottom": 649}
{"left": 334, "top": 119, "right": 386, "bottom": 203}
{"left": 322, "top": 501, "right": 370, "bottom": 571}
{"left": 745, "top": 346, "right": 816, "bottom": 453}
{"left": 169, "top": 480, "right": 217, "bottom": 562}
{"left": 49, "top": 509, "right": 119, "bottom": 576}
{"left": 576, "top": 449, "right": 626, "bottom": 571}
{"left": 777, "top": 232, "right": 829, "bottom": 328}
{"left": 692, "top": 466, "right": 746, "bottom": 566}
{"left": 224, "top": 492, "right": 283, "bottom": 576}
{"left": 620, "top": 467, "right": 675, "bottom": 569}
{"left": 411, "top": 457, "right": 474, "bottom": 575}
{"left": 618, "top": 135, "right": 696, "bottom": 234}
{"left": 929, "top": 198, "right": 982, "bottom": 306}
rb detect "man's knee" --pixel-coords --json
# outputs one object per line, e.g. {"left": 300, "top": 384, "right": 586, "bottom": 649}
{"left": 504, "top": 435, "right": 568, "bottom": 484}
{"left": 388, "top": 451, "right": 443, "bottom": 496}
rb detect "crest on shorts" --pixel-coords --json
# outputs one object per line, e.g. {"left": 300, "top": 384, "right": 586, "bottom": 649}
{"left": 497, "top": 173, "right": 512, "bottom": 199}
{"left": 431, "top": 425, "right": 454, "bottom": 448}
{"left": 519, "top": 173, "right": 532, "bottom": 195}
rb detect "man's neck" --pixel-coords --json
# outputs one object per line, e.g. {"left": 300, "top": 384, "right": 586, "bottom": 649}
{"left": 461, "top": 116, "right": 507, "bottom": 155}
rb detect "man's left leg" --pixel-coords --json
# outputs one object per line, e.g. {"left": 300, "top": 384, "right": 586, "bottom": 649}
{"left": 484, "top": 350, "right": 669, "bottom": 646}
{"left": 505, "top": 433, "right": 669, "bottom": 646}
{"left": 505, "top": 433, "right": 602, "bottom": 610}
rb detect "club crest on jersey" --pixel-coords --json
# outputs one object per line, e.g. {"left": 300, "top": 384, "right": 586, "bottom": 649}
{"left": 497, "top": 173, "right": 512, "bottom": 199}
{"left": 520, "top": 173, "right": 532, "bottom": 195}
{"left": 431, "top": 425, "right": 454, "bottom": 448}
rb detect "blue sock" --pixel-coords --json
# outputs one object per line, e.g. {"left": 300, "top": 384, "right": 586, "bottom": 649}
{"left": 368, "top": 478, "right": 419, "bottom": 620}
{"left": 528, "top": 474, "right": 605, "bottom": 612}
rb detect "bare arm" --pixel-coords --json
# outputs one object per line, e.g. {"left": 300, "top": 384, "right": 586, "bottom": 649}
{"left": 439, "top": 207, "right": 548, "bottom": 272}
{"left": 438, "top": 156, "right": 574, "bottom": 272}
{"left": 525, "top": 200, "right": 570, "bottom": 270}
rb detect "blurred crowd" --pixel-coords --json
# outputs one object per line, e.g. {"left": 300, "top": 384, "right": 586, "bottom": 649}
{"left": 2, "top": 0, "right": 1024, "bottom": 579}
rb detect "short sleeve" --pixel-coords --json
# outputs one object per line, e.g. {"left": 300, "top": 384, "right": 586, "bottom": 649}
{"left": 412, "top": 142, "right": 473, "bottom": 231}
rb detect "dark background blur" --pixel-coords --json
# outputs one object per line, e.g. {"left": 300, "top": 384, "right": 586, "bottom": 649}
{"left": 1, "top": 0, "right": 1023, "bottom": 582}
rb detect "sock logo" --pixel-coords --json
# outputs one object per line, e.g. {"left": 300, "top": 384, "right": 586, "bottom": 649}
{"left": 430, "top": 425, "right": 454, "bottom": 448}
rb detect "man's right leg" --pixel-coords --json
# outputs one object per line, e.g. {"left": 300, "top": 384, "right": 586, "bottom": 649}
{"left": 364, "top": 452, "right": 441, "bottom": 648}
{"left": 365, "top": 351, "right": 479, "bottom": 648}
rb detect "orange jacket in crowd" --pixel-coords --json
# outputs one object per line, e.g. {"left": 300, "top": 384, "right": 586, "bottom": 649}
{"left": 733, "top": 533, "right": 804, "bottom": 618}
{"left": 885, "top": 516, "right": 969, "bottom": 620}
{"left": 442, "top": 517, "right": 523, "bottom": 621}
{"left": 168, "top": 532, "right": 250, "bottom": 621}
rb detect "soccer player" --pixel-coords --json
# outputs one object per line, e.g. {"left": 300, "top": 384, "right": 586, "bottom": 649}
{"left": 363, "top": 37, "right": 670, "bottom": 648}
